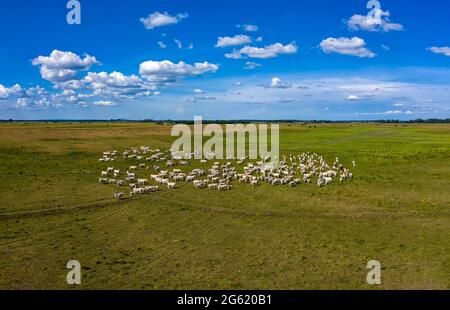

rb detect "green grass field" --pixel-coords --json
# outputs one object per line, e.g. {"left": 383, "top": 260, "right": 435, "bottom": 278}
{"left": 0, "top": 122, "right": 449, "bottom": 290}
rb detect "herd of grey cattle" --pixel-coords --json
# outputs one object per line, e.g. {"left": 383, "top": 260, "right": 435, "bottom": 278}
{"left": 98, "top": 146, "right": 355, "bottom": 199}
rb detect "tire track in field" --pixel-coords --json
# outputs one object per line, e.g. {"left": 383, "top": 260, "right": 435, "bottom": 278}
{"left": 102, "top": 182, "right": 246, "bottom": 284}
{"left": 114, "top": 193, "right": 244, "bottom": 279}
{"left": 104, "top": 213, "right": 236, "bottom": 287}
{"left": 0, "top": 201, "right": 134, "bottom": 249}
{"left": 0, "top": 183, "right": 192, "bottom": 250}
{"left": 0, "top": 199, "right": 126, "bottom": 221}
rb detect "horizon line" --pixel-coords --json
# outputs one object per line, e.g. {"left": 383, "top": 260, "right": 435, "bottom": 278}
{"left": 1, "top": 118, "right": 450, "bottom": 124}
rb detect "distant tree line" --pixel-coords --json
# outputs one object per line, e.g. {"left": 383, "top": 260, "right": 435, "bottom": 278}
{"left": 139, "top": 119, "right": 450, "bottom": 124}
{"left": 1, "top": 118, "right": 450, "bottom": 124}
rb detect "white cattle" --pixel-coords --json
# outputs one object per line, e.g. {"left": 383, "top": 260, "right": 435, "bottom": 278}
{"left": 208, "top": 183, "right": 218, "bottom": 190}
{"left": 100, "top": 147, "right": 356, "bottom": 193}
{"left": 173, "top": 174, "right": 186, "bottom": 181}
{"left": 138, "top": 179, "right": 148, "bottom": 185}
{"left": 193, "top": 180, "right": 205, "bottom": 189}
{"left": 133, "top": 187, "right": 145, "bottom": 195}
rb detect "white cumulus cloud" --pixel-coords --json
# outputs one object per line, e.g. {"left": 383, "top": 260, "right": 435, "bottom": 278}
{"left": 320, "top": 37, "right": 375, "bottom": 58}
{"left": 215, "top": 35, "right": 252, "bottom": 48}
{"left": 140, "top": 12, "right": 188, "bottom": 30}
{"left": 348, "top": 10, "right": 403, "bottom": 32}
{"left": 235, "top": 42, "right": 298, "bottom": 59}
{"left": 0, "top": 84, "right": 22, "bottom": 99}
{"left": 94, "top": 100, "right": 116, "bottom": 107}
{"left": 139, "top": 60, "right": 219, "bottom": 83}
{"left": 244, "top": 61, "right": 262, "bottom": 70}
{"left": 263, "top": 77, "right": 292, "bottom": 89}
{"left": 346, "top": 95, "right": 362, "bottom": 101}
{"left": 237, "top": 24, "right": 259, "bottom": 32}
{"left": 82, "top": 71, "right": 156, "bottom": 99}
{"left": 32, "top": 50, "right": 99, "bottom": 83}
{"left": 224, "top": 50, "right": 243, "bottom": 59}
{"left": 428, "top": 47, "right": 450, "bottom": 57}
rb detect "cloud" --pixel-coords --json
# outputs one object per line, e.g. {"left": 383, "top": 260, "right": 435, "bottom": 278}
{"left": 278, "top": 98, "right": 298, "bottom": 103}
{"left": 51, "top": 89, "right": 90, "bottom": 105}
{"left": 83, "top": 71, "right": 144, "bottom": 88}
{"left": 195, "top": 96, "right": 217, "bottom": 101}
{"left": 428, "top": 47, "right": 450, "bottom": 57}
{"left": 215, "top": 35, "right": 252, "bottom": 48}
{"left": 140, "top": 12, "right": 188, "bottom": 30}
{"left": 244, "top": 61, "right": 262, "bottom": 70}
{"left": 82, "top": 71, "right": 157, "bottom": 99}
{"left": 54, "top": 79, "right": 84, "bottom": 91}
{"left": 346, "top": 95, "right": 362, "bottom": 101}
{"left": 256, "top": 37, "right": 263, "bottom": 42}
{"left": 16, "top": 97, "right": 51, "bottom": 108}
{"left": 174, "top": 39, "right": 183, "bottom": 49}
{"left": 224, "top": 50, "right": 243, "bottom": 59}
{"left": 320, "top": 37, "right": 375, "bottom": 58}
{"left": 348, "top": 10, "right": 404, "bottom": 32}
{"left": 32, "top": 50, "right": 99, "bottom": 83}
{"left": 187, "top": 95, "right": 217, "bottom": 103}
{"left": 94, "top": 100, "right": 117, "bottom": 107}
{"left": 0, "top": 84, "right": 54, "bottom": 108}
{"left": 157, "top": 41, "right": 167, "bottom": 49}
{"left": 15, "top": 86, "right": 52, "bottom": 108}
{"left": 232, "top": 42, "right": 298, "bottom": 59}
{"left": 193, "top": 88, "right": 204, "bottom": 94}
{"left": 236, "top": 24, "right": 259, "bottom": 32}
{"left": 358, "top": 110, "right": 413, "bottom": 116}
{"left": 219, "top": 72, "right": 450, "bottom": 115}
{"left": 139, "top": 60, "right": 219, "bottom": 83}
{"left": 263, "top": 77, "right": 292, "bottom": 89}
{"left": 48, "top": 71, "right": 158, "bottom": 106}
{"left": 0, "top": 84, "right": 22, "bottom": 99}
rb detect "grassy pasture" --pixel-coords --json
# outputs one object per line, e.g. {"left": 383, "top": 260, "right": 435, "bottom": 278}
{"left": 0, "top": 122, "right": 449, "bottom": 289}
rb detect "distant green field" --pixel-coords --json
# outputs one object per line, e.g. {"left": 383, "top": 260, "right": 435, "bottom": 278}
{"left": 0, "top": 122, "right": 449, "bottom": 289}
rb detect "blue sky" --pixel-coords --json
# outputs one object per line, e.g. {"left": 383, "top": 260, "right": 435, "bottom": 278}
{"left": 0, "top": 0, "right": 449, "bottom": 120}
